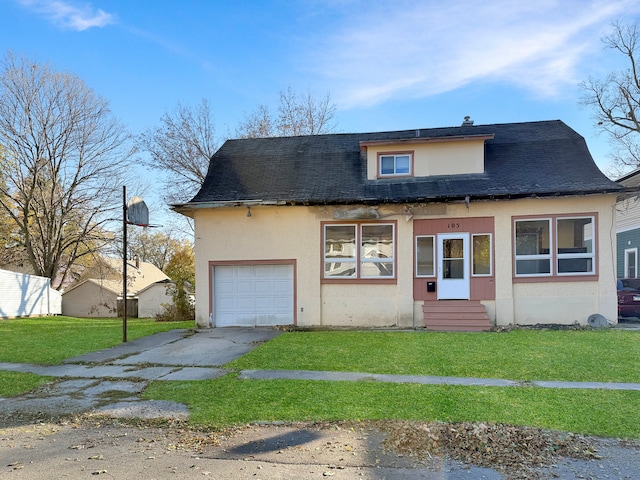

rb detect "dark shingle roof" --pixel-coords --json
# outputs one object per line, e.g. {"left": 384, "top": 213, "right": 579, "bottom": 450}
{"left": 184, "top": 120, "right": 620, "bottom": 207}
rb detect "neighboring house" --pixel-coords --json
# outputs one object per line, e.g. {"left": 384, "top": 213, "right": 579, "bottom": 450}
{"left": 174, "top": 119, "right": 622, "bottom": 331}
{"left": 61, "top": 257, "right": 173, "bottom": 318}
{"left": 0, "top": 268, "right": 61, "bottom": 318}
{"left": 615, "top": 168, "right": 640, "bottom": 279}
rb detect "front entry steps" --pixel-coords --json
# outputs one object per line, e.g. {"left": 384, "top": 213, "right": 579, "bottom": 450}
{"left": 423, "top": 300, "right": 492, "bottom": 332}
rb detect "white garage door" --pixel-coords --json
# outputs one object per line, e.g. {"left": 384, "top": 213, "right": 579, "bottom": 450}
{"left": 213, "top": 264, "right": 294, "bottom": 327}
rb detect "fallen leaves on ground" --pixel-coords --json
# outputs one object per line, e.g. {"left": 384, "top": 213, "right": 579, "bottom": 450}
{"left": 380, "top": 420, "right": 598, "bottom": 479}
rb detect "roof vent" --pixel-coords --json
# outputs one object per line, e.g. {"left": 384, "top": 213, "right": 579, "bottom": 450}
{"left": 462, "top": 116, "right": 474, "bottom": 126}
{"left": 415, "top": 129, "right": 420, "bottom": 137}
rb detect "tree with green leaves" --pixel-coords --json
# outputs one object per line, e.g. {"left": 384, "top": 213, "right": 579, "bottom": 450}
{"left": 157, "top": 239, "right": 195, "bottom": 321}
{"left": 126, "top": 228, "right": 183, "bottom": 271}
{"left": 0, "top": 52, "right": 132, "bottom": 288}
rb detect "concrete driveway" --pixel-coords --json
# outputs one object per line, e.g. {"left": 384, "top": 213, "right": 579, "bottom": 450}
{"left": 65, "top": 327, "right": 283, "bottom": 367}
{"left": 0, "top": 327, "right": 283, "bottom": 422}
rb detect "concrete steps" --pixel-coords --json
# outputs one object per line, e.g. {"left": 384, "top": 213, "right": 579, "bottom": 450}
{"left": 423, "top": 300, "right": 492, "bottom": 332}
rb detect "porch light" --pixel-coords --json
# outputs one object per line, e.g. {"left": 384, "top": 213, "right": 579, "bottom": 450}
{"left": 247, "top": 206, "right": 252, "bottom": 217}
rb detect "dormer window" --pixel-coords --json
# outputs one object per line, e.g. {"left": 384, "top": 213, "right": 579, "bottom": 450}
{"left": 379, "top": 152, "right": 412, "bottom": 177}
{"left": 362, "top": 134, "right": 493, "bottom": 180}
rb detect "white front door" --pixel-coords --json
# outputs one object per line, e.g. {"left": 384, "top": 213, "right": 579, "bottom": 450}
{"left": 437, "top": 233, "right": 470, "bottom": 300}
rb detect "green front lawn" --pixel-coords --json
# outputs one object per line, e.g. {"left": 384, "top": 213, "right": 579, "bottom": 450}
{"left": 145, "top": 329, "right": 640, "bottom": 438}
{"left": 0, "top": 316, "right": 193, "bottom": 365}
{"left": 227, "top": 329, "right": 640, "bottom": 383}
{"left": 3, "top": 322, "right": 640, "bottom": 438}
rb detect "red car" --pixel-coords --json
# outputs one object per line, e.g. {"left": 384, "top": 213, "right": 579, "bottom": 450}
{"left": 617, "top": 278, "right": 640, "bottom": 319}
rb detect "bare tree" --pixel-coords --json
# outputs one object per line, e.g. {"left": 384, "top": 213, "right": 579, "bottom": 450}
{"left": 581, "top": 21, "right": 640, "bottom": 172}
{"left": 0, "top": 172, "right": 22, "bottom": 268}
{"left": 0, "top": 52, "right": 133, "bottom": 288}
{"left": 138, "top": 98, "right": 219, "bottom": 203}
{"left": 236, "top": 87, "right": 338, "bottom": 138}
{"left": 236, "top": 104, "right": 274, "bottom": 138}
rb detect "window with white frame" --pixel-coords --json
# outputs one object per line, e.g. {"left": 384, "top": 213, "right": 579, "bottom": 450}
{"left": 472, "top": 234, "right": 492, "bottom": 276}
{"left": 625, "top": 248, "right": 638, "bottom": 278}
{"left": 514, "top": 219, "right": 552, "bottom": 276}
{"left": 556, "top": 217, "right": 594, "bottom": 275}
{"left": 324, "top": 223, "right": 395, "bottom": 279}
{"left": 514, "top": 215, "right": 596, "bottom": 277}
{"left": 324, "top": 224, "right": 357, "bottom": 277}
{"left": 415, "top": 235, "right": 435, "bottom": 277}
{"left": 379, "top": 153, "right": 411, "bottom": 176}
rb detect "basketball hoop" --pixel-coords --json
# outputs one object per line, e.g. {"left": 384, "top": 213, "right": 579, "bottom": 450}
{"left": 126, "top": 196, "right": 160, "bottom": 228}
{"left": 127, "top": 196, "right": 149, "bottom": 227}
{"left": 121, "top": 188, "right": 161, "bottom": 344}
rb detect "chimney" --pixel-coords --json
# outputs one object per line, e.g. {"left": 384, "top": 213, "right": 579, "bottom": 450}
{"left": 462, "top": 116, "right": 474, "bottom": 126}
{"left": 135, "top": 256, "right": 140, "bottom": 269}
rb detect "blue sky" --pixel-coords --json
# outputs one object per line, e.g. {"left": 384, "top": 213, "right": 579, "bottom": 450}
{"left": 4, "top": 0, "right": 640, "bottom": 220}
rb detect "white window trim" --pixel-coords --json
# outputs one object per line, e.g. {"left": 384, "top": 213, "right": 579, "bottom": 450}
{"left": 379, "top": 153, "right": 412, "bottom": 177}
{"left": 625, "top": 247, "right": 638, "bottom": 278}
{"left": 360, "top": 224, "right": 395, "bottom": 279}
{"left": 415, "top": 235, "right": 436, "bottom": 277}
{"left": 513, "top": 215, "right": 598, "bottom": 278}
{"left": 472, "top": 233, "right": 493, "bottom": 277}
{"left": 323, "top": 222, "right": 396, "bottom": 280}
{"left": 556, "top": 216, "right": 595, "bottom": 277}
{"left": 323, "top": 223, "right": 357, "bottom": 278}
{"left": 514, "top": 217, "right": 553, "bottom": 277}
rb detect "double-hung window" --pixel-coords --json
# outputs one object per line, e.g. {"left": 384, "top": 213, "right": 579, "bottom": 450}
{"left": 379, "top": 153, "right": 411, "bottom": 176}
{"left": 324, "top": 223, "right": 395, "bottom": 280}
{"left": 514, "top": 215, "right": 596, "bottom": 278}
{"left": 514, "top": 219, "right": 552, "bottom": 276}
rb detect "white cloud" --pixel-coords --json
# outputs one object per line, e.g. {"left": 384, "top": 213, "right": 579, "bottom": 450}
{"left": 311, "top": 0, "right": 640, "bottom": 108}
{"left": 18, "top": 0, "right": 114, "bottom": 31}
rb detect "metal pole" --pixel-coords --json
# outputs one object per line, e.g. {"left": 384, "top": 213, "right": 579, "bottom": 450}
{"left": 122, "top": 185, "right": 127, "bottom": 343}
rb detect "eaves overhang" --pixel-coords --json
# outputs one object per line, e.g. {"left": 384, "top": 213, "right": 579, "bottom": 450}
{"left": 171, "top": 199, "right": 285, "bottom": 216}
{"left": 172, "top": 187, "right": 621, "bottom": 215}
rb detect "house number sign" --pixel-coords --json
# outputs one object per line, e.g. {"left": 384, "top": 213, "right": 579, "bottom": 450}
{"left": 447, "top": 222, "right": 461, "bottom": 229}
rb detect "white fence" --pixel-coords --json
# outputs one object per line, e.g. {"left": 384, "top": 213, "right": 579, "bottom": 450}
{"left": 0, "top": 268, "right": 62, "bottom": 318}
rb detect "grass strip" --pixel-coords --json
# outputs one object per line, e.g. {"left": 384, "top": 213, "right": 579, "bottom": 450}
{"left": 143, "top": 375, "right": 640, "bottom": 439}
{"left": 0, "top": 371, "right": 51, "bottom": 397}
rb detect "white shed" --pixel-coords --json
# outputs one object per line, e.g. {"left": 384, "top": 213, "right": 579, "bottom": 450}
{"left": 0, "top": 268, "right": 62, "bottom": 318}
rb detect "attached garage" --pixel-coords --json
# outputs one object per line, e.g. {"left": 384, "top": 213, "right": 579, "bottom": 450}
{"left": 212, "top": 263, "right": 295, "bottom": 327}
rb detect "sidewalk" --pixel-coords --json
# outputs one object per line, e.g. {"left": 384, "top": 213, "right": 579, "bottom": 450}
{"left": 3, "top": 362, "right": 640, "bottom": 424}
{"left": 241, "top": 369, "right": 640, "bottom": 391}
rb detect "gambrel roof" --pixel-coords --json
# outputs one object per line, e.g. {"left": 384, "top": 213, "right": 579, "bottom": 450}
{"left": 178, "top": 120, "right": 620, "bottom": 210}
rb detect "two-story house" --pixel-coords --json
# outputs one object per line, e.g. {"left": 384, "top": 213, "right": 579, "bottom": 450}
{"left": 615, "top": 168, "right": 640, "bottom": 279}
{"left": 174, "top": 119, "right": 621, "bottom": 330}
